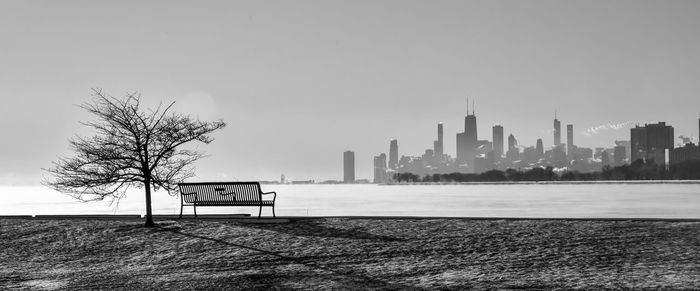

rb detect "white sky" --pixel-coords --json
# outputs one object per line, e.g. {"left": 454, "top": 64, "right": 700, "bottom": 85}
{"left": 2, "top": 0, "right": 700, "bottom": 184}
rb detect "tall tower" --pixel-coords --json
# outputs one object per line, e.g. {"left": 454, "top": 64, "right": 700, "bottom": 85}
{"left": 567, "top": 124, "right": 574, "bottom": 157}
{"left": 553, "top": 111, "right": 561, "bottom": 147}
{"left": 457, "top": 99, "right": 478, "bottom": 170}
{"left": 343, "top": 151, "right": 355, "bottom": 183}
{"left": 536, "top": 138, "right": 544, "bottom": 159}
{"left": 389, "top": 140, "right": 398, "bottom": 170}
{"left": 492, "top": 125, "right": 504, "bottom": 158}
{"left": 433, "top": 123, "right": 444, "bottom": 158}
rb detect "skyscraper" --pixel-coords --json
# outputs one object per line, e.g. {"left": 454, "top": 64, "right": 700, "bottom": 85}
{"left": 492, "top": 125, "right": 504, "bottom": 158}
{"left": 433, "top": 123, "right": 444, "bottom": 158}
{"left": 567, "top": 124, "right": 573, "bottom": 157}
{"left": 536, "top": 138, "right": 544, "bottom": 160}
{"left": 373, "top": 153, "right": 387, "bottom": 184}
{"left": 389, "top": 139, "right": 398, "bottom": 170}
{"left": 553, "top": 112, "right": 561, "bottom": 147}
{"left": 343, "top": 151, "right": 355, "bottom": 183}
{"left": 456, "top": 100, "right": 477, "bottom": 168}
{"left": 630, "top": 122, "right": 674, "bottom": 164}
{"left": 506, "top": 133, "right": 519, "bottom": 162}
{"left": 508, "top": 134, "right": 517, "bottom": 152}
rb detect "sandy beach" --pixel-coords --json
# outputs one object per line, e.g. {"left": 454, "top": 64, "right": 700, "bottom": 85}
{"left": 1, "top": 217, "right": 699, "bottom": 290}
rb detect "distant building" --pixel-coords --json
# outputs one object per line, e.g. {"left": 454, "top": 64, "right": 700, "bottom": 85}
{"left": 373, "top": 153, "right": 387, "bottom": 183}
{"left": 522, "top": 146, "right": 537, "bottom": 164}
{"left": 536, "top": 138, "right": 544, "bottom": 160}
{"left": 601, "top": 150, "right": 610, "bottom": 167}
{"left": 566, "top": 124, "right": 574, "bottom": 158}
{"left": 493, "top": 125, "right": 504, "bottom": 158}
{"left": 615, "top": 140, "right": 631, "bottom": 162}
{"left": 433, "top": 123, "right": 444, "bottom": 159}
{"left": 389, "top": 139, "right": 398, "bottom": 170}
{"left": 421, "top": 149, "right": 435, "bottom": 168}
{"left": 486, "top": 151, "right": 496, "bottom": 171}
{"left": 669, "top": 143, "right": 700, "bottom": 165}
{"left": 577, "top": 147, "right": 593, "bottom": 160}
{"left": 508, "top": 134, "right": 517, "bottom": 152}
{"left": 343, "top": 150, "right": 355, "bottom": 183}
{"left": 506, "top": 134, "right": 519, "bottom": 162}
{"left": 613, "top": 146, "right": 626, "bottom": 166}
{"left": 280, "top": 174, "right": 286, "bottom": 184}
{"left": 456, "top": 132, "right": 467, "bottom": 163}
{"left": 319, "top": 180, "right": 341, "bottom": 184}
{"left": 476, "top": 140, "right": 492, "bottom": 156}
{"left": 474, "top": 156, "right": 489, "bottom": 173}
{"left": 631, "top": 122, "right": 674, "bottom": 164}
{"left": 554, "top": 113, "right": 561, "bottom": 146}
{"left": 291, "top": 180, "right": 315, "bottom": 184}
{"left": 594, "top": 147, "right": 605, "bottom": 159}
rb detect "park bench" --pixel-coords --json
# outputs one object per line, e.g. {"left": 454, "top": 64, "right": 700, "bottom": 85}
{"left": 178, "top": 182, "right": 276, "bottom": 219}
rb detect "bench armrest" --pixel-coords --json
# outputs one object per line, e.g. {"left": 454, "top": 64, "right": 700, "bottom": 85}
{"left": 261, "top": 191, "right": 277, "bottom": 201}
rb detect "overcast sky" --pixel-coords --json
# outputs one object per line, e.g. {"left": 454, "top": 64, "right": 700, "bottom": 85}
{"left": 2, "top": 0, "right": 700, "bottom": 184}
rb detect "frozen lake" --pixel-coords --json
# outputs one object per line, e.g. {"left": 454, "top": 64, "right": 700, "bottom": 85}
{"left": 1, "top": 183, "right": 699, "bottom": 218}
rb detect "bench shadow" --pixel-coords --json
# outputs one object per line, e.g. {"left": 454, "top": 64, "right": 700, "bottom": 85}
{"left": 236, "top": 219, "right": 405, "bottom": 242}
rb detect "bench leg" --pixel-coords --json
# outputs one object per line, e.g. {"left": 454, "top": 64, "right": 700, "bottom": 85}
{"left": 179, "top": 204, "right": 183, "bottom": 219}
{"left": 272, "top": 206, "right": 276, "bottom": 218}
{"left": 258, "top": 206, "right": 262, "bottom": 219}
{"left": 194, "top": 204, "right": 197, "bottom": 218}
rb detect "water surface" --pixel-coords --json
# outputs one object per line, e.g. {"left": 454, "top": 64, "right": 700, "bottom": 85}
{"left": 1, "top": 184, "right": 698, "bottom": 218}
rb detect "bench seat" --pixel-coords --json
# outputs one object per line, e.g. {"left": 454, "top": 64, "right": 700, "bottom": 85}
{"left": 193, "top": 200, "right": 275, "bottom": 206}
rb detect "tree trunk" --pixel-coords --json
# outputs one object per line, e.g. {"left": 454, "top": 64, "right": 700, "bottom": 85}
{"left": 144, "top": 177, "right": 155, "bottom": 227}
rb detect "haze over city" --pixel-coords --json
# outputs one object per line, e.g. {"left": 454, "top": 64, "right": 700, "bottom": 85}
{"left": 2, "top": 0, "right": 700, "bottom": 183}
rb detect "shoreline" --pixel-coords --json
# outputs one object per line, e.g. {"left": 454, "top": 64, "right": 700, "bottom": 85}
{"left": 3, "top": 214, "right": 700, "bottom": 222}
{"left": 380, "top": 179, "right": 700, "bottom": 185}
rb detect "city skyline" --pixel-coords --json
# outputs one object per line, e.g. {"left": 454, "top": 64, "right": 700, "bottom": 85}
{"left": 2, "top": 1, "right": 700, "bottom": 183}
{"left": 366, "top": 106, "right": 699, "bottom": 181}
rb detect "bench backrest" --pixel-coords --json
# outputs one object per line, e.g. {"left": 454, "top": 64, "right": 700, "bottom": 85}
{"left": 178, "top": 182, "right": 263, "bottom": 203}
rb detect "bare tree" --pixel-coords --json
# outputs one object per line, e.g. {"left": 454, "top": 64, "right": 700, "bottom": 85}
{"left": 44, "top": 89, "right": 226, "bottom": 227}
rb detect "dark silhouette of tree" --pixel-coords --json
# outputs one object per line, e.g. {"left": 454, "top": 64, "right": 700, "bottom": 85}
{"left": 44, "top": 89, "right": 226, "bottom": 227}
{"left": 669, "top": 160, "right": 700, "bottom": 179}
{"left": 394, "top": 158, "right": 700, "bottom": 183}
{"left": 394, "top": 172, "right": 420, "bottom": 182}
{"left": 481, "top": 170, "right": 507, "bottom": 181}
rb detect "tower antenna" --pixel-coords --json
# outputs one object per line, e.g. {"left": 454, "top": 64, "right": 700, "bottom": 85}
{"left": 466, "top": 97, "right": 469, "bottom": 115}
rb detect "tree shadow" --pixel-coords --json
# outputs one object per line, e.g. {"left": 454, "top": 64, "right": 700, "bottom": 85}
{"left": 154, "top": 225, "right": 417, "bottom": 290}
{"left": 236, "top": 219, "right": 405, "bottom": 242}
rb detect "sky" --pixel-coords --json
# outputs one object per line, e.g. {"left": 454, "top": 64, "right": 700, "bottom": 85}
{"left": 1, "top": 0, "right": 700, "bottom": 184}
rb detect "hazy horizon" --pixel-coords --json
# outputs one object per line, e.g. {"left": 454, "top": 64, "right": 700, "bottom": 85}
{"left": 2, "top": 0, "right": 700, "bottom": 184}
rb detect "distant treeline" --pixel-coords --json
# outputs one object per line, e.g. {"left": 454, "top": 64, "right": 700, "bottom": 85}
{"left": 393, "top": 160, "right": 700, "bottom": 183}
